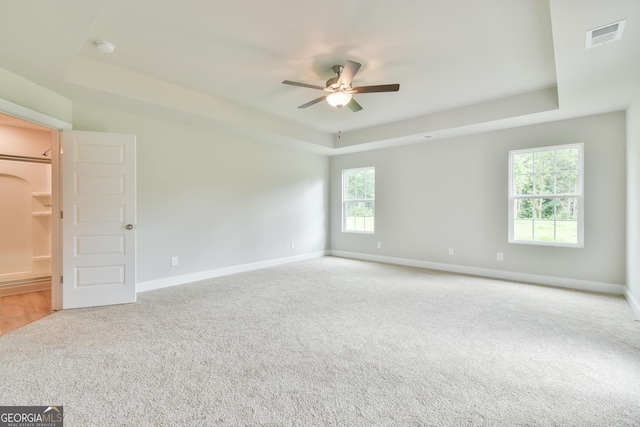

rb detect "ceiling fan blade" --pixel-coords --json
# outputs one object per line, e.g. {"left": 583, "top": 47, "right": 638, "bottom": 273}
{"left": 282, "top": 80, "right": 326, "bottom": 91}
{"left": 352, "top": 84, "right": 400, "bottom": 93}
{"left": 337, "top": 60, "right": 361, "bottom": 87}
{"left": 298, "top": 96, "right": 327, "bottom": 108}
{"left": 347, "top": 98, "right": 363, "bottom": 112}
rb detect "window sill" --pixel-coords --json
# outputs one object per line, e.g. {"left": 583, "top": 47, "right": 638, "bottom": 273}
{"left": 509, "top": 239, "right": 583, "bottom": 248}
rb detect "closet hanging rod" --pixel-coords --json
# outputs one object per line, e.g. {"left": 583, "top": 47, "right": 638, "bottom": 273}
{"left": 0, "top": 154, "right": 51, "bottom": 164}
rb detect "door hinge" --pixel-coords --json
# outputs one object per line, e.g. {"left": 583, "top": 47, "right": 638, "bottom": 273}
{"left": 60, "top": 211, "right": 63, "bottom": 219}
{"left": 60, "top": 276, "right": 63, "bottom": 284}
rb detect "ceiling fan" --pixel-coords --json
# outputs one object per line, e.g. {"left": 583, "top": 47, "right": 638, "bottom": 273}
{"left": 282, "top": 60, "right": 400, "bottom": 112}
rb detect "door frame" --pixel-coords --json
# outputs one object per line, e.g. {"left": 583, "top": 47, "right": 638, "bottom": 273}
{"left": 0, "top": 98, "right": 72, "bottom": 311}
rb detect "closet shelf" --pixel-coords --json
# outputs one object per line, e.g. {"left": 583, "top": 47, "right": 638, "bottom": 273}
{"left": 32, "top": 256, "right": 51, "bottom": 261}
{"left": 32, "top": 193, "right": 52, "bottom": 197}
{"left": 32, "top": 212, "right": 51, "bottom": 216}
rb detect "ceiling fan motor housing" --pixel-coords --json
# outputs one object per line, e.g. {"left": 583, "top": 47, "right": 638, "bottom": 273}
{"left": 326, "top": 76, "right": 339, "bottom": 90}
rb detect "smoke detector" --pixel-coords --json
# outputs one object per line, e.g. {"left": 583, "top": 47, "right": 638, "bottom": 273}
{"left": 95, "top": 40, "right": 115, "bottom": 54}
{"left": 585, "top": 19, "right": 626, "bottom": 49}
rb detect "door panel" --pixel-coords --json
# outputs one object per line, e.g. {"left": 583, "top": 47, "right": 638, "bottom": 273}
{"left": 75, "top": 235, "right": 125, "bottom": 255}
{"left": 62, "top": 130, "right": 136, "bottom": 309}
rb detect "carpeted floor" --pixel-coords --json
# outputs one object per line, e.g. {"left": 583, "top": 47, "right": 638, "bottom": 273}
{"left": 1, "top": 256, "right": 639, "bottom": 426}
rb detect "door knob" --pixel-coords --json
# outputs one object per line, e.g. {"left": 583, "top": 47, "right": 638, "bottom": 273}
{"left": 125, "top": 224, "right": 134, "bottom": 230}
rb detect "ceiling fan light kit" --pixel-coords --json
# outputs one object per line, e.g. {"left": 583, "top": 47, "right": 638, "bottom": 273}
{"left": 326, "top": 91, "right": 352, "bottom": 108}
{"left": 282, "top": 60, "right": 400, "bottom": 112}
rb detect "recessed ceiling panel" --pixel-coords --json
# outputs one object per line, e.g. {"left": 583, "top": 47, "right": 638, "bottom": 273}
{"left": 77, "top": 0, "right": 557, "bottom": 133}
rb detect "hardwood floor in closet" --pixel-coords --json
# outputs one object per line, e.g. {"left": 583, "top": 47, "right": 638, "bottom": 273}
{"left": 0, "top": 290, "right": 51, "bottom": 336}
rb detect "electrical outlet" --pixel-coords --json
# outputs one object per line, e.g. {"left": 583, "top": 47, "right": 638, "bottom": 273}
{"left": 497, "top": 252, "right": 504, "bottom": 261}
{"left": 290, "top": 242, "right": 295, "bottom": 249}
{"left": 448, "top": 248, "right": 454, "bottom": 255}
{"left": 171, "top": 256, "right": 179, "bottom": 266}
{"left": 377, "top": 242, "right": 382, "bottom": 249}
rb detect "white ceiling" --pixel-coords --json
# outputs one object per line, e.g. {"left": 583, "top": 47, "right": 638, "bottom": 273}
{"left": 0, "top": 0, "right": 639, "bottom": 154}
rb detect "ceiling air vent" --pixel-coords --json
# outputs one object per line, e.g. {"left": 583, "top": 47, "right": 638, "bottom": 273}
{"left": 585, "top": 19, "right": 626, "bottom": 49}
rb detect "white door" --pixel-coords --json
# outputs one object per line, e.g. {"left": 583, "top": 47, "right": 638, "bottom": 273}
{"left": 61, "top": 130, "right": 136, "bottom": 309}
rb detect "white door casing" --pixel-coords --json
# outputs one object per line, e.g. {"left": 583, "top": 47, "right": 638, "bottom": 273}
{"left": 62, "top": 130, "right": 136, "bottom": 309}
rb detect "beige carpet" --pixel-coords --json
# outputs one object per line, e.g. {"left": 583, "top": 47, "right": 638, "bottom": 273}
{"left": 1, "top": 257, "right": 639, "bottom": 426}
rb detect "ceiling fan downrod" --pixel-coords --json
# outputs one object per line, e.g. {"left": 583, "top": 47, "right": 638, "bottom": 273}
{"left": 326, "top": 66, "right": 345, "bottom": 91}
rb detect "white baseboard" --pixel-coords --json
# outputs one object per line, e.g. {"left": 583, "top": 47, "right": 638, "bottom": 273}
{"left": 329, "top": 250, "right": 626, "bottom": 295}
{"left": 137, "top": 251, "right": 328, "bottom": 293}
{"left": 626, "top": 289, "right": 640, "bottom": 320}
{"left": 137, "top": 250, "right": 638, "bottom": 317}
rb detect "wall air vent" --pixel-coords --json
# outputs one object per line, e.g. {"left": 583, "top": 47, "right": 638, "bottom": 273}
{"left": 586, "top": 19, "right": 626, "bottom": 49}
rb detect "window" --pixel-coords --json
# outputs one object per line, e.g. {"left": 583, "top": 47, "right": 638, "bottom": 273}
{"left": 508, "top": 143, "right": 583, "bottom": 247}
{"left": 342, "top": 167, "right": 375, "bottom": 233}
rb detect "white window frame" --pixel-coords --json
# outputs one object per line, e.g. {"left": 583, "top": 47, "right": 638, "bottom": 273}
{"left": 508, "top": 143, "right": 584, "bottom": 247}
{"left": 342, "top": 167, "right": 375, "bottom": 234}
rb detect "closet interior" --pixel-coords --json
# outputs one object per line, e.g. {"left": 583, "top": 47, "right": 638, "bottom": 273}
{"left": 0, "top": 114, "right": 54, "bottom": 299}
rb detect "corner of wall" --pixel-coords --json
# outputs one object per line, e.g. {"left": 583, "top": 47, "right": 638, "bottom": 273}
{"left": 626, "top": 288, "right": 640, "bottom": 320}
{"left": 627, "top": 97, "right": 640, "bottom": 317}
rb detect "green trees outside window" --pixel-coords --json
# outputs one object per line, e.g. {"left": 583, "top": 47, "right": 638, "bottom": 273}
{"left": 509, "top": 144, "right": 583, "bottom": 246}
{"left": 342, "top": 167, "right": 375, "bottom": 233}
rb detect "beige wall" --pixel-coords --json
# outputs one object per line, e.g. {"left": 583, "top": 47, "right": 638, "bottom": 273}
{"left": 331, "top": 112, "right": 626, "bottom": 285}
{"left": 72, "top": 102, "right": 330, "bottom": 283}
